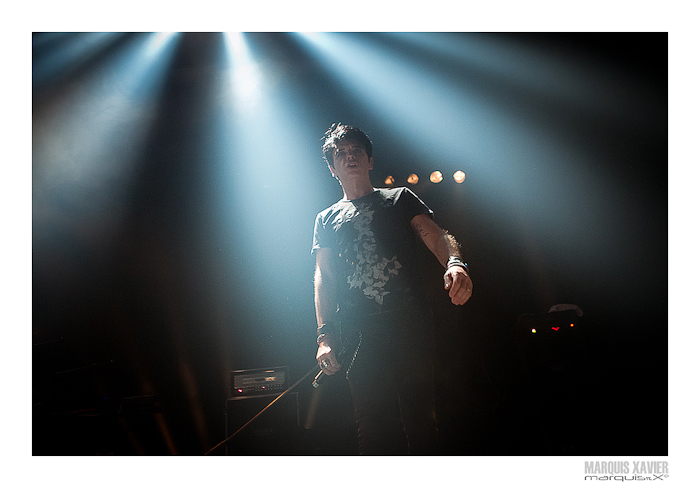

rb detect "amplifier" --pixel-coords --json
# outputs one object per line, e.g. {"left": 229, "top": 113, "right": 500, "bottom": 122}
{"left": 225, "top": 392, "right": 300, "bottom": 455}
{"left": 230, "top": 366, "right": 289, "bottom": 397}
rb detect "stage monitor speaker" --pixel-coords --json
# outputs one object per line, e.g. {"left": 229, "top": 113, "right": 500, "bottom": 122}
{"left": 225, "top": 392, "right": 300, "bottom": 455}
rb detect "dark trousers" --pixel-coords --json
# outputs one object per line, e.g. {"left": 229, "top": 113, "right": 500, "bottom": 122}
{"left": 344, "top": 309, "right": 439, "bottom": 455}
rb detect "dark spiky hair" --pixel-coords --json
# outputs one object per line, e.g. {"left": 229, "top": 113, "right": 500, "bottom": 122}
{"left": 321, "top": 123, "right": 373, "bottom": 168}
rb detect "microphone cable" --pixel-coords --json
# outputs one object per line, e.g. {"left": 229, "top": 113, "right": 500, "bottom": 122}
{"left": 204, "top": 363, "right": 320, "bottom": 455}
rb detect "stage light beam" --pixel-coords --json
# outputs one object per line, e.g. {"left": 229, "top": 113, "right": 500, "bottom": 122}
{"left": 33, "top": 32, "right": 182, "bottom": 227}
{"left": 224, "top": 32, "right": 262, "bottom": 111}
{"left": 145, "top": 32, "right": 177, "bottom": 58}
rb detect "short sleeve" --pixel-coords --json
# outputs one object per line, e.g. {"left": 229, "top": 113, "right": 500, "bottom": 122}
{"left": 399, "top": 187, "right": 434, "bottom": 221}
{"left": 311, "top": 211, "right": 329, "bottom": 256}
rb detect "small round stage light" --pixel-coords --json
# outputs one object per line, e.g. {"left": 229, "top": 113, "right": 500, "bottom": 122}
{"left": 407, "top": 173, "right": 419, "bottom": 184}
{"left": 531, "top": 328, "right": 537, "bottom": 334}
{"left": 385, "top": 175, "right": 395, "bottom": 186}
{"left": 453, "top": 170, "right": 466, "bottom": 183}
{"left": 429, "top": 171, "right": 443, "bottom": 183}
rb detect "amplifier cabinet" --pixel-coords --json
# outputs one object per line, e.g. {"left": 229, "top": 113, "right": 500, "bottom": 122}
{"left": 224, "top": 392, "right": 300, "bottom": 455}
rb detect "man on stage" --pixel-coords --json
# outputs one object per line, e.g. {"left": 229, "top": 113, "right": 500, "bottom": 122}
{"left": 312, "top": 123, "right": 473, "bottom": 455}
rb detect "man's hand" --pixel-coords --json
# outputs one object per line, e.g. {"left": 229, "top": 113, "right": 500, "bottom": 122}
{"left": 316, "top": 341, "right": 342, "bottom": 375}
{"left": 411, "top": 213, "right": 473, "bottom": 305}
{"left": 444, "top": 266, "right": 473, "bottom": 305}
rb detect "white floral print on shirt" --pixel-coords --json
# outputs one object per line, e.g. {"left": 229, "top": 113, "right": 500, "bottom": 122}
{"left": 346, "top": 203, "right": 402, "bottom": 304}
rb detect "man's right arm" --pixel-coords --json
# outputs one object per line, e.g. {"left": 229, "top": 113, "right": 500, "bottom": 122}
{"left": 314, "top": 247, "right": 342, "bottom": 375}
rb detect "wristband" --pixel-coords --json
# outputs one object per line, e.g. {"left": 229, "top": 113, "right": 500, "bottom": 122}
{"left": 316, "top": 321, "right": 338, "bottom": 344}
{"left": 446, "top": 256, "right": 469, "bottom": 274}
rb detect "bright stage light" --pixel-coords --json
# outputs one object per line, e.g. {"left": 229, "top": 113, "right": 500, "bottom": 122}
{"left": 224, "top": 32, "right": 262, "bottom": 110}
{"left": 292, "top": 32, "right": 496, "bottom": 176}
{"left": 385, "top": 175, "right": 395, "bottom": 186}
{"left": 32, "top": 33, "right": 122, "bottom": 87}
{"left": 407, "top": 174, "right": 419, "bottom": 184}
{"left": 145, "top": 32, "right": 178, "bottom": 58}
{"left": 453, "top": 170, "right": 466, "bottom": 183}
{"left": 33, "top": 32, "right": 181, "bottom": 217}
{"left": 430, "top": 171, "right": 443, "bottom": 183}
{"left": 214, "top": 33, "right": 328, "bottom": 325}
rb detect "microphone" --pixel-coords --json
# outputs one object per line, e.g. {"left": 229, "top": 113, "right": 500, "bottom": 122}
{"left": 312, "top": 369, "right": 330, "bottom": 388}
{"left": 312, "top": 346, "right": 347, "bottom": 388}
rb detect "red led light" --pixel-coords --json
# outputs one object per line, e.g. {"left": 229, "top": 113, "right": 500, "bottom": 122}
{"left": 552, "top": 327, "right": 560, "bottom": 331}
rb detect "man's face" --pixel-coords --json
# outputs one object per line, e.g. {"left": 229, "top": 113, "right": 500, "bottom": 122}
{"left": 329, "top": 140, "right": 373, "bottom": 182}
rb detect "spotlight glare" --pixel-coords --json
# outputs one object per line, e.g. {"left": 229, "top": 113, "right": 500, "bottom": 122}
{"left": 145, "top": 32, "right": 177, "bottom": 58}
{"left": 225, "top": 32, "right": 246, "bottom": 58}
{"left": 224, "top": 32, "right": 262, "bottom": 110}
{"left": 453, "top": 170, "right": 466, "bottom": 183}
{"left": 385, "top": 175, "right": 395, "bottom": 186}
{"left": 429, "top": 171, "right": 443, "bottom": 183}
{"left": 407, "top": 174, "right": 419, "bottom": 184}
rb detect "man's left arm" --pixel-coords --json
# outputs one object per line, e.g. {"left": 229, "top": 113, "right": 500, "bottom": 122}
{"left": 411, "top": 213, "right": 473, "bottom": 305}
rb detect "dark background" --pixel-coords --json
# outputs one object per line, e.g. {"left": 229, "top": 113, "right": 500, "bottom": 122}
{"left": 32, "top": 32, "right": 667, "bottom": 456}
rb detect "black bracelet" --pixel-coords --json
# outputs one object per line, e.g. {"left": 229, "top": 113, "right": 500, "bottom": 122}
{"left": 316, "top": 321, "right": 338, "bottom": 338}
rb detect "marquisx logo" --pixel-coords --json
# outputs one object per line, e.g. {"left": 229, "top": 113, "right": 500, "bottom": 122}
{"left": 584, "top": 461, "right": 670, "bottom": 481}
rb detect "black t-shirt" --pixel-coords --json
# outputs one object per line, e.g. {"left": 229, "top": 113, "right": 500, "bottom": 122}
{"left": 312, "top": 187, "right": 433, "bottom": 321}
